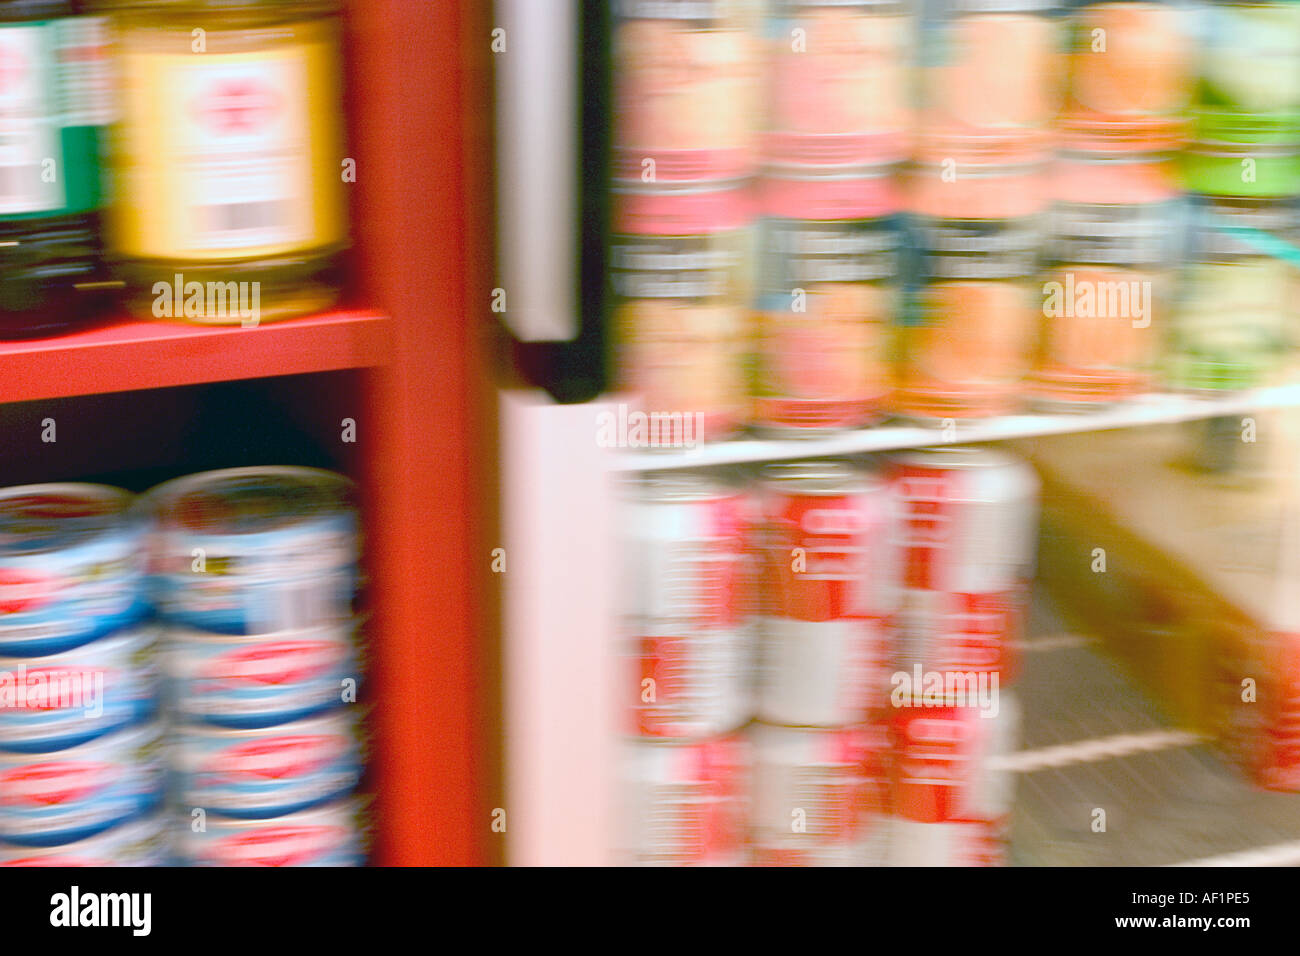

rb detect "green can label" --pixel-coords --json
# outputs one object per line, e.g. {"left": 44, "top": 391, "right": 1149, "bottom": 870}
{"left": 0, "top": 17, "right": 109, "bottom": 220}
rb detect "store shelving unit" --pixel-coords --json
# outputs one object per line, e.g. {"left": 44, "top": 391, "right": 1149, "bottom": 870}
{"left": 0, "top": 1, "right": 491, "bottom": 866}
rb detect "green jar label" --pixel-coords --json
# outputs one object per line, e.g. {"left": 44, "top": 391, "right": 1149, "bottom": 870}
{"left": 0, "top": 17, "right": 108, "bottom": 221}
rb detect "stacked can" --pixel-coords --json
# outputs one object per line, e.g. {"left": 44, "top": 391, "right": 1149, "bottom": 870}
{"left": 610, "top": 0, "right": 762, "bottom": 444}
{"left": 146, "top": 467, "right": 366, "bottom": 867}
{"left": 1033, "top": 146, "right": 1184, "bottom": 407}
{"left": 617, "top": 471, "right": 754, "bottom": 865}
{"left": 882, "top": 446, "right": 1037, "bottom": 865}
{"left": 752, "top": 2, "right": 912, "bottom": 434}
{"left": 898, "top": 132, "right": 1049, "bottom": 418}
{"left": 0, "top": 484, "right": 168, "bottom": 866}
{"left": 750, "top": 461, "right": 892, "bottom": 865}
{"left": 1173, "top": 0, "right": 1300, "bottom": 392}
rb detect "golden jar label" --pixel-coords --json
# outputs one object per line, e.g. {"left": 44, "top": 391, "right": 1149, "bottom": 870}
{"left": 111, "top": 19, "right": 345, "bottom": 261}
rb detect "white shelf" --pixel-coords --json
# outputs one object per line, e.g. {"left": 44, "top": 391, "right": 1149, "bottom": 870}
{"left": 610, "top": 383, "right": 1300, "bottom": 472}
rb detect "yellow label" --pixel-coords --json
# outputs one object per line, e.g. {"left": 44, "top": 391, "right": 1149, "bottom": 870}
{"left": 111, "top": 19, "right": 346, "bottom": 261}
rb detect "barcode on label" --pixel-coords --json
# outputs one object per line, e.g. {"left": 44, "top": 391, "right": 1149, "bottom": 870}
{"left": 201, "top": 200, "right": 292, "bottom": 234}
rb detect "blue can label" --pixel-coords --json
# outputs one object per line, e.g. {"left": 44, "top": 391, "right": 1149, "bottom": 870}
{"left": 0, "top": 484, "right": 148, "bottom": 657}
{"left": 164, "top": 622, "right": 359, "bottom": 729}
{"left": 0, "top": 625, "right": 159, "bottom": 753}
{"left": 176, "top": 798, "right": 365, "bottom": 866}
{"left": 171, "top": 709, "right": 362, "bottom": 820}
{"left": 0, "top": 722, "right": 165, "bottom": 847}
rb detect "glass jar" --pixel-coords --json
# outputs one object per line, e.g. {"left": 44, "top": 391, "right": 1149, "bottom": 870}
{"left": 0, "top": 0, "right": 111, "bottom": 338}
{"left": 104, "top": 0, "right": 348, "bottom": 324}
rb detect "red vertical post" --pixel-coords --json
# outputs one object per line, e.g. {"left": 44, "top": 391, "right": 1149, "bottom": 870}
{"left": 349, "top": 0, "right": 487, "bottom": 865}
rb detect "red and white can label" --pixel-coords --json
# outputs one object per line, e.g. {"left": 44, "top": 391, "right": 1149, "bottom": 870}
{"left": 750, "top": 722, "right": 889, "bottom": 867}
{"left": 621, "top": 733, "right": 751, "bottom": 866}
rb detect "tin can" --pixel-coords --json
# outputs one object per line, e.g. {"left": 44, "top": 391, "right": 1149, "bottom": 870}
{"left": 1062, "top": 1, "right": 1193, "bottom": 143}
{"left": 1193, "top": 0, "right": 1300, "bottom": 145}
{"left": 0, "top": 625, "right": 159, "bottom": 754}
{"left": 0, "top": 721, "right": 165, "bottom": 848}
{"left": 757, "top": 461, "right": 893, "bottom": 726}
{"left": 621, "top": 472, "right": 753, "bottom": 738}
{"left": 619, "top": 732, "right": 751, "bottom": 865}
{"left": 176, "top": 798, "right": 365, "bottom": 866}
{"left": 163, "top": 621, "right": 359, "bottom": 730}
{"left": 753, "top": 166, "right": 902, "bottom": 433}
{"left": 169, "top": 709, "right": 362, "bottom": 820}
{"left": 884, "top": 446, "right": 1038, "bottom": 684}
{"left": 612, "top": 0, "right": 761, "bottom": 183}
{"left": 898, "top": 136, "right": 1047, "bottom": 419}
{"left": 886, "top": 691, "right": 1019, "bottom": 866}
{"left": 0, "top": 484, "right": 147, "bottom": 658}
{"left": 763, "top": 0, "right": 914, "bottom": 167}
{"left": 0, "top": 814, "right": 170, "bottom": 867}
{"left": 146, "top": 467, "right": 358, "bottom": 635}
{"left": 1184, "top": 138, "right": 1300, "bottom": 199}
{"left": 1170, "top": 197, "right": 1300, "bottom": 392}
{"left": 919, "top": 0, "right": 1062, "bottom": 134}
{"left": 749, "top": 721, "right": 889, "bottom": 866}
{"left": 612, "top": 181, "right": 753, "bottom": 444}
{"left": 1033, "top": 149, "right": 1183, "bottom": 408}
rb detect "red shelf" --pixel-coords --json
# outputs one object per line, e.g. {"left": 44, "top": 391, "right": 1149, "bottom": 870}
{"left": 0, "top": 309, "right": 392, "bottom": 403}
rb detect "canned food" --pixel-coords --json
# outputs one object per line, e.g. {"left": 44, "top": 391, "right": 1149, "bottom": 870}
{"left": 621, "top": 472, "right": 753, "bottom": 738}
{"left": 1063, "top": 1, "right": 1193, "bottom": 140}
{"left": 899, "top": 137, "right": 1047, "bottom": 419}
{"left": 0, "top": 814, "right": 170, "bottom": 867}
{"left": 919, "top": 0, "right": 1062, "bottom": 133}
{"left": 169, "top": 709, "right": 362, "bottom": 820}
{"left": 1184, "top": 139, "right": 1300, "bottom": 199}
{"left": 886, "top": 692, "right": 1020, "bottom": 866}
{"left": 0, "top": 722, "right": 165, "bottom": 848}
{"left": 612, "top": 0, "right": 761, "bottom": 183}
{"left": 757, "top": 461, "right": 893, "bottom": 726}
{"left": 764, "top": 0, "right": 914, "bottom": 166}
{"left": 147, "top": 467, "right": 358, "bottom": 635}
{"left": 1170, "top": 197, "right": 1300, "bottom": 391}
{"left": 612, "top": 184, "right": 753, "bottom": 444}
{"left": 1033, "top": 150, "right": 1182, "bottom": 408}
{"left": 0, "top": 484, "right": 147, "bottom": 658}
{"left": 885, "top": 446, "right": 1038, "bottom": 684}
{"left": 753, "top": 167, "right": 902, "bottom": 432}
{"left": 0, "top": 625, "right": 159, "bottom": 754}
{"left": 619, "top": 733, "right": 751, "bottom": 865}
{"left": 176, "top": 798, "right": 366, "bottom": 866}
{"left": 1194, "top": 0, "right": 1300, "bottom": 144}
{"left": 163, "top": 621, "right": 359, "bottom": 730}
{"left": 750, "top": 721, "right": 889, "bottom": 866}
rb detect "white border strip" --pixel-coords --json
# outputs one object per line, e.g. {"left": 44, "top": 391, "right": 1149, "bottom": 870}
{"left": 993, "top": 729, "right": 1203, "bottom": 773}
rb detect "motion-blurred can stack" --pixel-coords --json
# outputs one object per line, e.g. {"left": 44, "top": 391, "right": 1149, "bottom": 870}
{"left": 617, "top": 471, "right": 755, "bottom": 865}
{"left": 0, "top": 484, "right": 167, "bottom": 866}
{"left": 882, "top": 446, "right": 1037, "bottom": 865}
{"left": 610, "top": 0, "right": 762, "bottom": 443}
{"left": 751, "top": 460, "right": 891, "bottom": 865}
{"left": 146, "top": 467, "right": 366, "bottom": 867}
{"left": 1176, "top": 0, "right": 1300, "bottom": 392}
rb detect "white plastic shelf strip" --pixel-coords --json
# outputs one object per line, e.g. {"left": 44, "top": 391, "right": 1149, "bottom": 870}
{"left": 610, "top": 383, "right": 1300, "bottom": 472}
